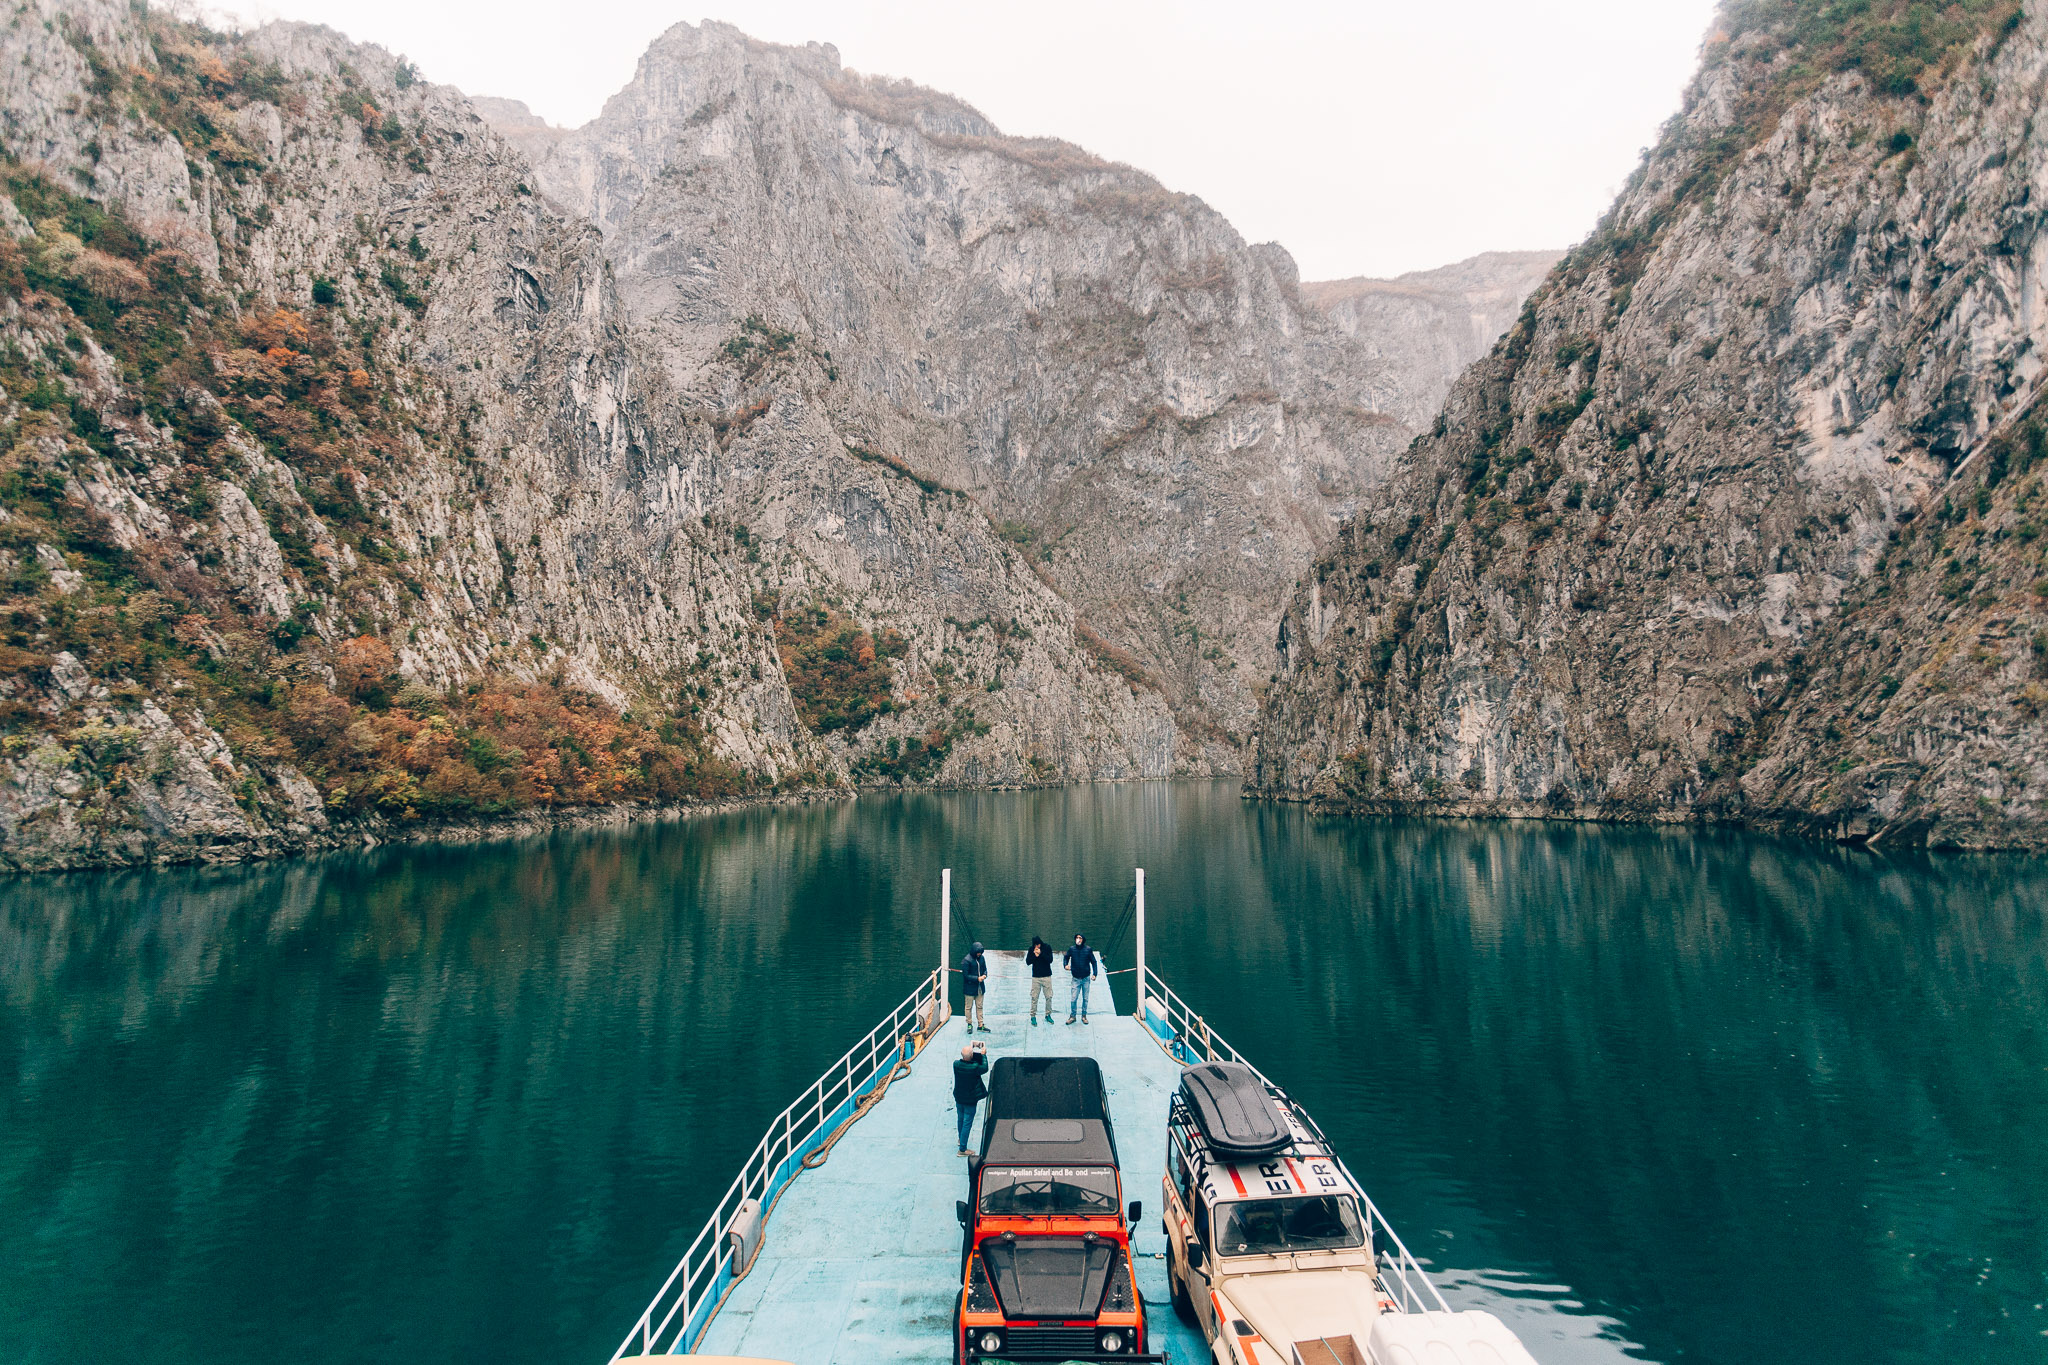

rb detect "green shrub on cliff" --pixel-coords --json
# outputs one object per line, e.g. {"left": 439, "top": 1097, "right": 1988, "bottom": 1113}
{"left": 774, "top": 604, "right": 902, "bottom": 733}
{"left": 1717, "top": 0, "right": 2024, "bottom": 99}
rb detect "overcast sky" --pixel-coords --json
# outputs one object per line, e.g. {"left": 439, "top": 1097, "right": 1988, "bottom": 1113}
{"left": 206, "top": 0, "right": 1725, "bottom": 281}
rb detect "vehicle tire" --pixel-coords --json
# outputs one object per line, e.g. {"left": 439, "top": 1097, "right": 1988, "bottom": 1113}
{"left": 1169, "top": 1257, "right": 1197, "bottom": 1325}
{"left": 952, "top": 1297, "right": 966, "bottom": 1365}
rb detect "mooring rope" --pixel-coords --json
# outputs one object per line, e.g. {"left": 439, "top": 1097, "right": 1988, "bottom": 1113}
{"left": 694, "top": 987, "right": 939, "bottom": 1341}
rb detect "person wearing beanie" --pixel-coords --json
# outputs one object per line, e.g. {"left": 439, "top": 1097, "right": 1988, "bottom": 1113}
{"left": 1063, "top": 933, "right": 1096, "bottom": 1024}
{"left": 960, "top": 940, "right": 990, "bottom": 1033}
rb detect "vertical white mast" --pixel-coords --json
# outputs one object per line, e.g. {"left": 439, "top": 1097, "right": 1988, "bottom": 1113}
{"left": 1134, "top": 867, "right": 1147, "bottom": 1024}
{"left": 940, "top": 867, "right": 952, "bottom": 1019}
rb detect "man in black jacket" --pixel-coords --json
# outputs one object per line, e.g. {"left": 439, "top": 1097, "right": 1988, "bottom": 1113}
{"left": 960, "top": 941, "right": 989, "bottom": 1033}
{"left": 1025, "top": 936, "right": 1054, "bottom": 1026}
{"left": 953, "top": 1041, "right": 989, "bottom": 1156}
{"left": 1063, "top": 933, "right": 1096, "bottom": 1025}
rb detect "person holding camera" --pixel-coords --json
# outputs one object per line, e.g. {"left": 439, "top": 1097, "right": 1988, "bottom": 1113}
{"left": 953, "top": 1040, "right": 990, "bottom": 1156}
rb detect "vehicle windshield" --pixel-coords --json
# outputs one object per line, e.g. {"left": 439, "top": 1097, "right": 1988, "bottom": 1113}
{"left": 977, "top": 1165, "right": 1120, "bottom": 1216}
{"left": 1212, "top": 1195, "right": 1366, "bottom": 1256}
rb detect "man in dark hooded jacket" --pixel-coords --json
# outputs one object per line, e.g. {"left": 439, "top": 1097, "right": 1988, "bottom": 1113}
{"left": 1063, "top": 933, "right": 1096, "bottom": 1025}
{"left": 1025, "top": 936, "right": 1054, "bottom": 1026}
{"left": 960, "top": 941, "right": 989, "bottom": 1033}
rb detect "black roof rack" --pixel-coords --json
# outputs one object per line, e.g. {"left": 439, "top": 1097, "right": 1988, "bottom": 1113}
{"left": 980, "top": 1057, "right": 1120, "bottom": 1166}
{"left": 988, "top": 1056, "right": 1110, "bottom": 1124}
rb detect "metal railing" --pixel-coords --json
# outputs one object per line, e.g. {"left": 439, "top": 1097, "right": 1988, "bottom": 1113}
{"left": 610, "top": 967, "right": 947, "bottom": 1360}
{"left": 1139, "top": 966, "right": 1454, "bottom": 1316}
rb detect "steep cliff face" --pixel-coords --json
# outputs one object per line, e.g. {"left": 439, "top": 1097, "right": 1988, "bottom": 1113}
{"left": 507, "top": 22, "right": 1409, "bottom": 750}
{"left": 0, "top": 2, "right": 1294, "bottom": 870}
{"left": 1301, "top": 251, "right": 1562, "bottom": 427}
{"left": 0, "top": 0, "right": 838, "bottom": 869}
{"left": 1250, "top": 1, "right": 2048, "bottom": 849}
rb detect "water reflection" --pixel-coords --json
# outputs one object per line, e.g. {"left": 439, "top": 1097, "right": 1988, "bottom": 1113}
{"left": 1, "top": 787, "right": 2043, "bottom": 1365}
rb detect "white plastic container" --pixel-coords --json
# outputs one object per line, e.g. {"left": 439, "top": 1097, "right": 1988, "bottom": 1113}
{"left": 1362, "top": 1310, "right": 1540, "bottom": 1365}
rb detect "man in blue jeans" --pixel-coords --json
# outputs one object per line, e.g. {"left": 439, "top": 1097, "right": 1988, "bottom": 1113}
{"left": 1063, "top": 933, "right": 1096, "bottom": 1025}
{"left": 953, "top": 1041, "right": 989, "bottom": 1156}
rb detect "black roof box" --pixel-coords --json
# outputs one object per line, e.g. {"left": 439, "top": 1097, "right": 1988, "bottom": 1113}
{"left": 1179, "top": 1061, "right": 1289, "bottom": 1160}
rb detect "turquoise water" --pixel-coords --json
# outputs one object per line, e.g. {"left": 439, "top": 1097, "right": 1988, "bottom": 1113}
{"left": 1, "top": 783, "right": 2044, "bottom": 1364}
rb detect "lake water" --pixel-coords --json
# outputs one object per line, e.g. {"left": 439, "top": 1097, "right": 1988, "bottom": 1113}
{"left": 2, "top": 783, "right": 2044, "bottom": 1364}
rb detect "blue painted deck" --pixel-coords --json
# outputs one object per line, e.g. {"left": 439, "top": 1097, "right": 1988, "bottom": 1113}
{"left": 697, "top": 952, "right": 1209, "bottom": 1362}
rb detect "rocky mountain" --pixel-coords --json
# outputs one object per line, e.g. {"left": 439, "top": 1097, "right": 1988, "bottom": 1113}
{"left": 0, "top": 3, "right": 1512, "bottom": 871}
{"left": 495, "top": 21, "right": 1421, "bottom": 751}
{"left": 1301, "top": 251, "right": 1562, "bottom": 426}
{"left": 1249, "top": 1, "right": 2048, "bottom": 849}
{"left": 0, "top": 1, "right": 1206, "bottom": 870}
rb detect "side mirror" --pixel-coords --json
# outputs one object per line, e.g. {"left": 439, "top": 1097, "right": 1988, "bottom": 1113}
{"left": 1371, "top": 1227, "right": 1390, "bottom": 1262}
{"left": 1127, "top": 1201, "right": 1143, "bottom": 1226}
{"left": 1186, "top": 1240, "right": 1205, "bottom": 1272}
{"left": 957, "top": 1200, "right": 970, "bottom": 1227}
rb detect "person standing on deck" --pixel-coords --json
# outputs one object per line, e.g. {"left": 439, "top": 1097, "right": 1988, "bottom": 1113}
{"left": 953, "top": 1041, "right": 989, "bottom": 1156}
{"left": 1026, "top": 936, "right": 1054, "bottom": 1026}
{"left": 960, "top": 941, "right": 989, "bottom": 1033}
{"left": 1064, "top": 933, "right": 1096, "bottom": 1025}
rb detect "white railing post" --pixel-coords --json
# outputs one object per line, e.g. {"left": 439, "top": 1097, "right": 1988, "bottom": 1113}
{"left": 1134, "top": 867, "right": 1147, "bottom": 1024}
{"left": 940, "top": 868, "right": 952, "bottom": 1020}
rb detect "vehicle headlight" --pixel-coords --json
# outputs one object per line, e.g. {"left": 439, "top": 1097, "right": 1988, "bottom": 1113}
{"left": 1099, "top": 1328, "right": 1126, "bottom": 1352}
{"left": 976, "top": 1328, "right": 1004, "bottom": 1353}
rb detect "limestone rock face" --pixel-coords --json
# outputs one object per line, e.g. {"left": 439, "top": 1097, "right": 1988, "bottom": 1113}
{"left": 16, "top": 2, "right": 1440, "bottom": 868}
{"left": 1249, "top": 10, "right": 2048, "bottom": 849}
{"left": 0, "top": 0, "right": 830, "bottom": 866}
{"left": 514, "top": 21, "right": 1410, "bottom": 753}
{"left": 1302, "top": 251, "right": 1563, "bottom": 427}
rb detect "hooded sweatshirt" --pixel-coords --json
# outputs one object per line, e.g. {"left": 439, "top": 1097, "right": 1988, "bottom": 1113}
{"left": 1027, "top": 938, "right": 1053, "bottom": 977}
{"left": 1063, "top": 939, "right": 1095, "bottom": 978}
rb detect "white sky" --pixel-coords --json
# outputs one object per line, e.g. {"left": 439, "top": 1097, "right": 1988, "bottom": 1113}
{"left": 207, "top": 0, "right": 1725, "bottom": 280}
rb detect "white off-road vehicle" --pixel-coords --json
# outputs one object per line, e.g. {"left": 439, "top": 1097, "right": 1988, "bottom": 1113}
{"left": 1161, "top": 1062, "right": 1535, "bottom": 1365}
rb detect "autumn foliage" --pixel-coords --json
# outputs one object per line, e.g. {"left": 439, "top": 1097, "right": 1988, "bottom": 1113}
{"left": 276, "top": 638, "right": 747, "bottom": 818}
{"left": 774, "top": 604, "right": 907, "bottom": 734}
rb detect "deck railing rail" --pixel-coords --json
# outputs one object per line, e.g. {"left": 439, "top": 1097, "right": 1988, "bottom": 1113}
{"left": 609, "top": 967, "right": 946, "bottom": 1360}
{"left": 1139, "top": 966, "right": 1454, "bottom": 1316}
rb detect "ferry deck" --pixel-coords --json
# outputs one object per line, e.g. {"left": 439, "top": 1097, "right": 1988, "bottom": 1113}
{"left": 610, "top": 873, "right": 1460, "bottom": 1364}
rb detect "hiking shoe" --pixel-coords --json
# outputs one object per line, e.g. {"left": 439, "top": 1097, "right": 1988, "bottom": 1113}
{"left": 1030, "top": 1016, "right": 1038, "bottom": 1026}
{"left": 1065, "top": 1017, "right": 1075, "bottom": 1025}
{"left": 1081, "top": 1017, "right": 1090, "bottom": 1025}
{"left": 957, "top": 1148, "right": 970, "bottom": 1156}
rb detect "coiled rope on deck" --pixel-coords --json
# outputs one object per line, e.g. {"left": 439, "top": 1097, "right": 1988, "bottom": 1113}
{"left": 695, "top": 993, "right": 939, "bottom": 1338}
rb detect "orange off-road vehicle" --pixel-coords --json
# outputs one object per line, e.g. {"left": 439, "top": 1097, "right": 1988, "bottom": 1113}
{"left": 953, "top": 1056, "right": 1162, "bottom": 1363}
